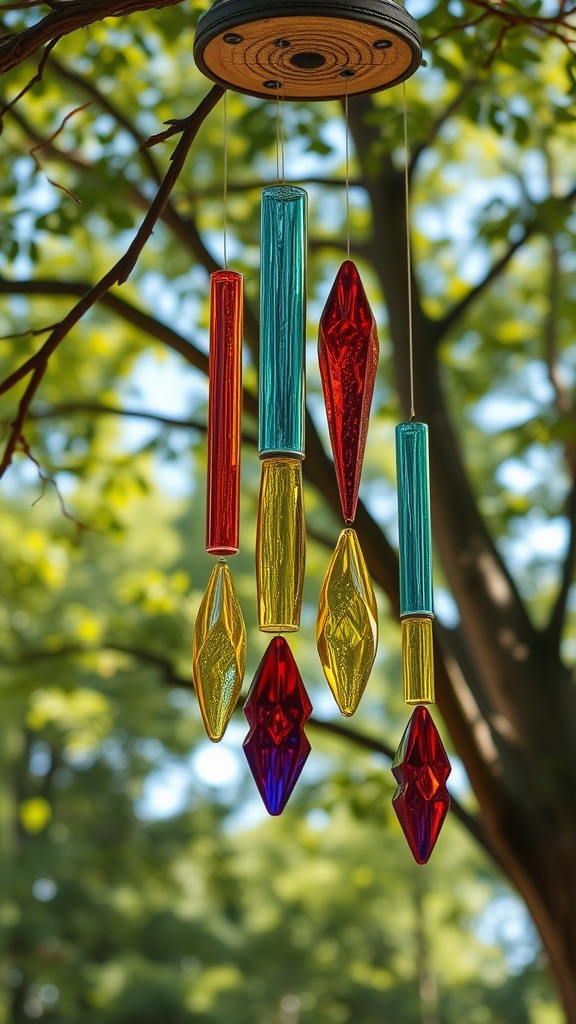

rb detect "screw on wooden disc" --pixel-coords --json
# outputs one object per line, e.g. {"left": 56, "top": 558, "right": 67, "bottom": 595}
{"left": 193, "top": 0, "right": 422, "bottom": 100}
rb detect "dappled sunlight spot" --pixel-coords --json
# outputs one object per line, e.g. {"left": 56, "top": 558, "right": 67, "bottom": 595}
{"left": 32, "top": 878, "right": 57, "bottom": 902}
{"left": 445, "top": 654, "right": 501, "bottom": 769}
{"left": 192, "top": 741, "right": 242, "bottom": 788}
{"left": 446, "top": 756, "right": 471, "bottom": 801}
{"left": 136, "top": 761, "right": 191, "bottom": 820}
{"left": 476, "top": 550, "right": 513, "bottom": 607}
{"left": 20, "top": 798, "right": 52, "bottom": 834}
{"left": 306, "top": 808, "right": 331, "bottom": 831}
{"left": 490, "top": 713, "right": 521, "bottom": 746}
{"left": 434, "top": 587, "right": 460, "bottom": 626}
{"left": 474, "top": 893, "right": 540, "bottom": 974}
{"left": 184, "top": 964, "right": 244, "bottom": 1015}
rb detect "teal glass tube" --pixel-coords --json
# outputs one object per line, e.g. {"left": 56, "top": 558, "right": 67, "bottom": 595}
{"left": 259, "top": 185, "right": 307, "bottom": 458}
{"left": 396, "top": 421, "right": 434, "bottom": 617}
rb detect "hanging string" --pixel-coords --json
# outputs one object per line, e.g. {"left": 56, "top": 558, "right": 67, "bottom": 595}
{"left": 223, "top": 89, "right": 228, "bottom": 269}
{"left": 402, "top": 82, "right": 416, "bottom": 421}
{"left": 275, "top": 87, "right": 286, "bottom": 183}
{"left": 345, "top": 78, "right": 350, "bottom": 258}
{"left": 275, "top": 93, "right": 280, "bottom": 183}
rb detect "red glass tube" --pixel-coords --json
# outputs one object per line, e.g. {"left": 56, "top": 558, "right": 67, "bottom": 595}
{"left": 206, "top": 270, "right": 243, "bottom": 555}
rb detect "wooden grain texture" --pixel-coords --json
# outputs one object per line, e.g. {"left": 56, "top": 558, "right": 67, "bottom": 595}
{"left": 198, "top": 14, "right": 418, "bottom": 99}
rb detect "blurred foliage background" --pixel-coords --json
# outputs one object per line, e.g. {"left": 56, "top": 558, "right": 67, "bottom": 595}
{"left": 0, "top": 0, "right": 575, "bottom": 1020}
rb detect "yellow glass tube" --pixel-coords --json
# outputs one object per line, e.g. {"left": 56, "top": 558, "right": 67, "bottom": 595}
{"left": 256, "top": 457, "right": 305, "bottom": 632}
{"left": 402, "top": 617, "right": 435, "bottom": 704}
{"left": 193, "top": 561, "right": 246, "bottom": 741}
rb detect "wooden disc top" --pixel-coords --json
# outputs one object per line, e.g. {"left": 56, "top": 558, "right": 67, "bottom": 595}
{"left": 193, "top": 0, "right": 421, "bottom": 100}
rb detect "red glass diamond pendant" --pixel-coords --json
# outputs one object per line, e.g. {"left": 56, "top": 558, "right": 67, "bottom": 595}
{"left": 318, "top": 260, "right": 379, "bottom": 524}
{"left": 392, "top": 705, "right": 451, "bottom": 864}
{"left": 243, "top": 636, "right": 312, "bottom": 815}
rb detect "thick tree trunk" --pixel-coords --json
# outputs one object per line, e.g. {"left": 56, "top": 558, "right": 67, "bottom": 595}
{"left": 347, "top": 95, "right": 576, "bottom": 1022}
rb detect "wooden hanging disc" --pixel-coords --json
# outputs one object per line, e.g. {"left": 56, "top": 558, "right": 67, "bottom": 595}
{"left": 193, "top": 0, "right": 422, "bottom": 100}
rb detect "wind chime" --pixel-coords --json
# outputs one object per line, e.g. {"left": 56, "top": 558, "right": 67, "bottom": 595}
{"left": 191, "top": 0, "right": 451, "bottom": 862}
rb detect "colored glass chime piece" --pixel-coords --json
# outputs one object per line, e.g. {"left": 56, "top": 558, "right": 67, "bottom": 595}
{"left": 395, "top": 421, "right": 433, "bottom": 617}
{"left": 206, "top": 269, "right": 243, "bottom": 555}
{"left": 318, "top": 260, "right": 379, "bottom": 524}
{"left": 402, "top": 617, "right": 435, "bottom": 704}
{"left": 192, "top": 561, "right": 246, "bottom": 742}
{"left": 317, "top": 528, "right": 378, "bottom": 716}
{"left": 259, "top": 185, "right": 307, "bottom": 458}
{"left": 243, "top": 636, "right": 312, "bottom": 815}
{"left": 256, "top": 457, "right": 306, "bottom": 633}
{"left": 392, "top": 705, "right": 451, "bottom": 864}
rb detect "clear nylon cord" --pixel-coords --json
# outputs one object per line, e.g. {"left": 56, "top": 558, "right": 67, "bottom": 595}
{"left": 402, "top": 83, "right": 416, "bottom": 421}
{"left": 345, "top": 79, "right": 350, "bottom": 258}
{"left": 223, "top": 90, "right": 228, "bottom": 269}
{"left": 276, "top": 88, "right": 285, "bottom": 183}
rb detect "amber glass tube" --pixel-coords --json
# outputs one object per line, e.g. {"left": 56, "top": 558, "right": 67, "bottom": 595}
{"left": 256, "top": 457, "right": 305, "bottom": 632}
{"left": 206, "top": 270, "right": 243, "bottom": 555}
{"left": 402, "top": 617, "right": 435, "bottom": 704}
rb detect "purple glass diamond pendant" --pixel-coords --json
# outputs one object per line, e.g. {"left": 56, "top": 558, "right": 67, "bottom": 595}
{"left": 392, "top": 705, "right": 451, "bottom": 864}
{"left": 243, "top": 636, "right": 312, "bottom": 815}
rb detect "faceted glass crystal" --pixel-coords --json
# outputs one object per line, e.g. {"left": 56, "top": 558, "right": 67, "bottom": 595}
{"left": 243, "top": 636, "right": 312, "bottom": 815}
{"left": 192, "top": 561, "right": 246, "bottom": 742}
{"left": 317, "top": 528, "right": 377, "bottom": 716}
{"left": 392, "top": 705, "right": 451, "bottom": 864}
{"left": 318, "top": 260, "right": 379, "bottom": 524}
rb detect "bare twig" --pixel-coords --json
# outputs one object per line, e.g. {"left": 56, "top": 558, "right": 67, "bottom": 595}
{"left": 0, "top": 0, "right": 183, "bottom": 76}
{"left": 18, "top": 437, "right": 90, "bottom": 532}
{"left": 29, "top": 100, "right": 92, "bottom": 202}
{"left": 438, "top": 182, "right": 576, "bottom": 341}
{"left": 0, "top": 275, "right": 259, "bottom": 419}
{"left": 0, "top": 85, "right": 224, "bottom": 478}
{"left": 48, "top": 55, "right": 163, "bottom": 186}
{"left": 0, "top": 37, "right": 59, "bottom": 127}
{"left": 28, "top": 400, "right": 259, "bottom": 447}
{"left": 0, "top": 363, "right": 46, "bottom": 477}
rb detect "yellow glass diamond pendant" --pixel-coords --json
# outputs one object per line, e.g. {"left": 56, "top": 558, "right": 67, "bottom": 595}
{"left": 317, "top": 528, "right": 378, "bottom": 716}
{"left": 193, "top": 560, "right": 247, "bottom": 741}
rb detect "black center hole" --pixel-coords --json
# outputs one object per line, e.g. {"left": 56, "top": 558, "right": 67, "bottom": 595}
{"left": 289, "top": 51, "right": 326, "bottom": 69}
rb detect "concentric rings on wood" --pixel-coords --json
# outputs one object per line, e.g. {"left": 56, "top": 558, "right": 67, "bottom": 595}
{"left": 194, "top": 0, "right": 422, "bottom": 99}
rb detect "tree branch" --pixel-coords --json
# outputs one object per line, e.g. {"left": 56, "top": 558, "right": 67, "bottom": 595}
{"left": 308, "top": 716, "right": 493, "bottom": 857}
{"left": 0, "top": 275, "right": 259, "bottom": 420}
{"left": 0, "top": 37, "right": 58, "bottom": 126}
{"left": 48, "top": 54, "right": 164, "bottom": 186}
{"left": 14, "top": 640, "right": 491, "bottom": 854}
{"left": 28, "top": 400, "right": 259, "bottom": 448}
{"left": 546, "top": 479, "right": 576, "bottom": 650}
{"left": 438, "top": 184, "right": 576, "bottom": 341}
{"left": 409, "top": 78, "right": 479, "bottom": 175}
{"left": 0, "top": 85, "right": 224, "bottom": 477}
{"left": 0, "top": 0, "right": 183, "bottom": 76}
{"left": 0, "top": 363, "right": 46, "bottom": 476}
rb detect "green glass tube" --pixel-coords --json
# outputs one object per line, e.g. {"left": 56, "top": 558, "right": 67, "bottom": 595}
{"left": 259, "top": 185, "right": 307, "bottom": 458}
{"left": 396, "top": 421, "right": 433, "bottom": 617}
